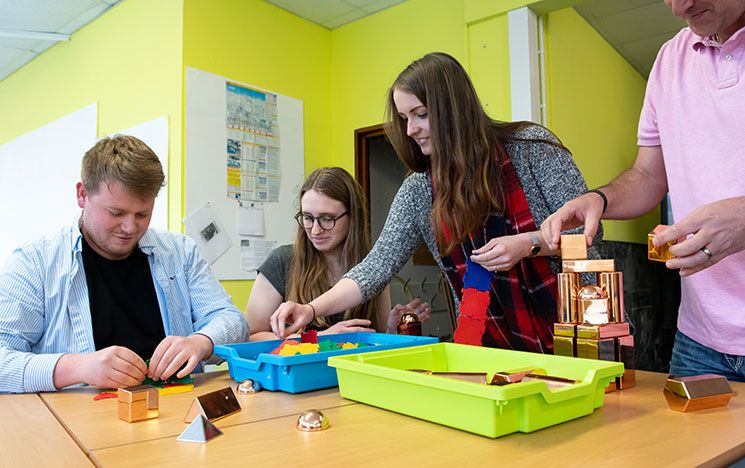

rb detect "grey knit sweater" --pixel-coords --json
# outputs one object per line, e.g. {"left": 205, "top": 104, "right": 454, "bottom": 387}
{"left": 345, "top": 125, "right": 601, "bottom": 309}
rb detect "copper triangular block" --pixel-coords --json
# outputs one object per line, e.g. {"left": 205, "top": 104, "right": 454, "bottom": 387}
{"left": 177, "top": 415, "right": 223, "bottom": 443}
{"left": 184, "top": 387, "right": 241, "bottom": 423}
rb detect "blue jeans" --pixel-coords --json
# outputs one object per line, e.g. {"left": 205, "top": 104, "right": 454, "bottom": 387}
{"left": 669, "top": 331, "right": 745, "bottom": 382}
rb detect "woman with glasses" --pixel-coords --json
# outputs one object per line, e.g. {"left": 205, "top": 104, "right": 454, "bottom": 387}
{"left": 247, "top": 166, "right": 430, "bottom": 340}
{"left": 269, "top": 53, "right": 600, "bottom": 353}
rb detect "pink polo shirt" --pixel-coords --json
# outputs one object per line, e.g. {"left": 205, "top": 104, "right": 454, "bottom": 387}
{"left": 638, "top": 26, "right": 745, "bottom": 354}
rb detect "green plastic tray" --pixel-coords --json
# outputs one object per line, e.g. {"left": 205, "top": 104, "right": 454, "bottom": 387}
{"left": 328, "top": 343, "right": 624, "bottom": 438}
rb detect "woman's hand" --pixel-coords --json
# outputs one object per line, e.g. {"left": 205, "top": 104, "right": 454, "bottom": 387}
{"left": 470, "top": 233, "right": 531, "bottom": 271}
{"left": 269, "top": 301, "right": 314, "bottom": 338}
{"left": 386, "top": 298, "right": 431, "bottom": 334}
{"left": 319, "top": 319, "right": 375, "bottom": 335}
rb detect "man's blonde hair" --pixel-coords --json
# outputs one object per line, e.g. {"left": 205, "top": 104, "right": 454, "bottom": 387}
{"left": 81, "top": 135, "right": 165, "bottom": 198}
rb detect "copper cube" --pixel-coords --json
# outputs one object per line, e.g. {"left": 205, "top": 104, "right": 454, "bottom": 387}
{"left": 560, "top": 234, "right": 588, "bottom": 260}
{"left": 562, "top": 259, "right": 616, "bottom": 273}
{"left": 118, "top": 385, "right": 159, "bottom": 423}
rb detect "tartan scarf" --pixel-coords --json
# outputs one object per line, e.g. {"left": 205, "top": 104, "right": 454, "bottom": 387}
{"left": 441, "top": 149, "right": 558, "bottom": 353}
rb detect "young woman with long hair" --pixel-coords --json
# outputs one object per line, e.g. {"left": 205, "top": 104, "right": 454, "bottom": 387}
{"left": 247, "top": 167, "right": 429, "bottom": 340}
{"left": 269, "top": 53, "right": 600, "bottom": 352}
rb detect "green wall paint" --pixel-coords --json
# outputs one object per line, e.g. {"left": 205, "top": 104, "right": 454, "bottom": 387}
{"left": 0, "top": 0, "right": 184, "bottom": 231}
{"left": 329, "top": 0, "right": 467, "bottom": 171}
{"left": 544, "top": 8, "right": 658, "bottom": 242}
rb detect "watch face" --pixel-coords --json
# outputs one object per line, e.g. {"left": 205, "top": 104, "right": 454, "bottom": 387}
{"left": 529, "top": 245, "right": 541, "bottom": 257}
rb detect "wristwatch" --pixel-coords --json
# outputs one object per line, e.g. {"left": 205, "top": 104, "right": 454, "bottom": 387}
{"left": 528, "top": 232, "right": 541, "bottom": 258}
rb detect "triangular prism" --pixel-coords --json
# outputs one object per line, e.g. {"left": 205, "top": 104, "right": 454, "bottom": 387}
{"left": 183, "top": 387, "right": 241, "bottom": 423}
{"left": 177, "top": 415, "right": 223, "bottom": 443}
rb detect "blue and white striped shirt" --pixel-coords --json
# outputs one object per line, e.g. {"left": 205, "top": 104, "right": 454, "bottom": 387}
{"left": 0, "top": 222, "right": 248, "bottom": 393}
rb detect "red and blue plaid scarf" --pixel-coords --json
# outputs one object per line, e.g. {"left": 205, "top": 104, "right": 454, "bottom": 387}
{"left": 441, "top": 149, "right": 558, "bottom": 353}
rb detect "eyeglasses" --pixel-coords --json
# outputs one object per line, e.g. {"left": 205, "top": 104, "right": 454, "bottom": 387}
{"left": 295, "top": 211, "right": 348, "bottom": 231}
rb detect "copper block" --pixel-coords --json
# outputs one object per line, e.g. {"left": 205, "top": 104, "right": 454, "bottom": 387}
{"left": 560, "top": 234, "right": 588, "bottom": 260}
{"left": 648, "top": 225, "right": 677, "bottom": 262}
{"left": 557, "top": 273, "right": 580, "bottom": 323}
{"left": 605, "top": 380, "right": 618, "bottom": 393}
{"left": 523, "top": 373, "right": 577, "bottom": 388}
{"left": 664, "top": 374, "right": 734, "bottom": 412}
{"left": 562, "top": 259, "right": 616, "bottom": 273}
{"left": 576, "top": 338, "right": 616, "bottom": 361}
{"left": 618, "top": 369, "right": 636, "bottom": 390}
{"left": 599, "top": 272, "right": 625, "bottom": 322}
{"left": 553, "top": 335, "right": 575, "bottom": 358}
{"left": 431, "top": 372, "right": 488, "bottom": 384}
{"left": 117, "top": 385, "right": 158, "bottom": 423}
{"left": 576, "top": 322, "right": 630, "bottom": 339}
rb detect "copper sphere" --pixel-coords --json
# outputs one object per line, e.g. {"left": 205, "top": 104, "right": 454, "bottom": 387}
{"left": 578, "top": 285, "right": 606, "bottom": 300}
{"left": 296, "top": 409, "right": 330, "bottom": 432}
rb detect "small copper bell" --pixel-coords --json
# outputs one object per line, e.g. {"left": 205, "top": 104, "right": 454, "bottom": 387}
{"left": 397, "top": 312, "right": 422, "bottom": 336}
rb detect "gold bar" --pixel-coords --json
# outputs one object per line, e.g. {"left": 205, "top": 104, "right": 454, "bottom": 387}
{"left": 553, "top": 336, "right": 575, "bottom": 357}
{"left": 599, "top": 272, "right": 625, "bottom": 322}
{"left": 562, "top": 259, "right": 616, "bottom": 273}
{"left": 576, "top": 338, "right": 616, "bottom": 361}
{"left": 557, "top": 273, "right": 580, "bottom": 323}
{"left": 554, "top": 323, "right": 576, "bottom": 337}
{"left": 560, "top": 234, "right": 588, "bottom": 260}
{"left": 576, "top": 322, "right": 630, "bottom": 339}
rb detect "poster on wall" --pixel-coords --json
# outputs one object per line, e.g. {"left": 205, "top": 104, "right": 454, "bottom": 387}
{"left": 185, "top": 67, "right": 304, "bottom": 280}
{"left": 226, "top": 83, "right": 281, "bottom": 203}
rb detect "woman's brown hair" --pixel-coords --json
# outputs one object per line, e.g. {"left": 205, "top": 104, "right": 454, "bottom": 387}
{"left": 286, "top": 167, "right": 380, "bottom": 329}
{"left": 385, "top": 52, "right": 564, "bottom": 255}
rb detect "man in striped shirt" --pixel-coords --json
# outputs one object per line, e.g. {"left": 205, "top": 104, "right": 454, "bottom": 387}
{"left": 0, "top": 135, "right": 248, "bottom": 393}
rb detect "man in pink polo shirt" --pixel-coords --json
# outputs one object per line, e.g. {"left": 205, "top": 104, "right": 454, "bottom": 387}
{"left": 542, "top": 0, "right": 745, "bottom": 380}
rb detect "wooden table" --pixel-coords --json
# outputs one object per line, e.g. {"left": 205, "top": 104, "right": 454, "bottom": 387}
{"left": 40, "top": 370, "right": 352, "bottom": 452}
{"left": 36, "top": 370, "right": 745, "bottom": 467}
{"left": 0, "top": 393, "right": 93, "bottom": 466}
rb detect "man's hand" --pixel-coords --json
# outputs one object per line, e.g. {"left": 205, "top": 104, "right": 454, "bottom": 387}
{"left": 655, "top": 197, "right": 745, "bottom": 276}
{"left": 270, "top": 301, "right": 314, "bottom": 338}
{"left": 147, "top": 334, "right": 213, "bottom": 381}
{"left": 541, "top": 193, "right": 605, "bottom": 251}
{"left": 56, "top": 346, "right": 147, "bottom": 389}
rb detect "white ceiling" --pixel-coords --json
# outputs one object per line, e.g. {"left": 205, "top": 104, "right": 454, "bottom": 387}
{"left": 0, "top": 0, "right": 121, "bottom": 80}
{"left": 265, "top": 0, "right": 406, "bottom": 29}
{"left": 0, "top": 0, "right": 685, "bottom": 83}
{"left": 574, "top": 0, "right": 686, "bottom": 77}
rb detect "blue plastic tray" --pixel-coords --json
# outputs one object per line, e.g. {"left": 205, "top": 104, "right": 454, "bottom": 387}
{"left": 213, "top": 332, "right": 438, "bottom": 393}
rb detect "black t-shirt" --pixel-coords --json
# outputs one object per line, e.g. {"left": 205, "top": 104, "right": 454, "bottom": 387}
{"left": 81, "top": 236, "right": 165, "bottom": 359}
{"left": 258, "top": 244, "right": 344, "bottom": 330}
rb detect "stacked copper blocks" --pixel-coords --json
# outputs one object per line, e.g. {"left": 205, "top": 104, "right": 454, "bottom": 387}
{"left": 553, "top": 235, "right": 635, "bottom": 391}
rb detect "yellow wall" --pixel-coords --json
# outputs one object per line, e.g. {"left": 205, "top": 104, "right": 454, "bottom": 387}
{"left": 183, "top": 0, "right": 332, "bottom": 309}
{"left": 543, "top": 8, "right": 658, "bottom": 242}
{"left": 329, "top": 0, "right": 467, "bottom": 171}
{"left": 0, "top": 0, "right": 184, "bottom": 231}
